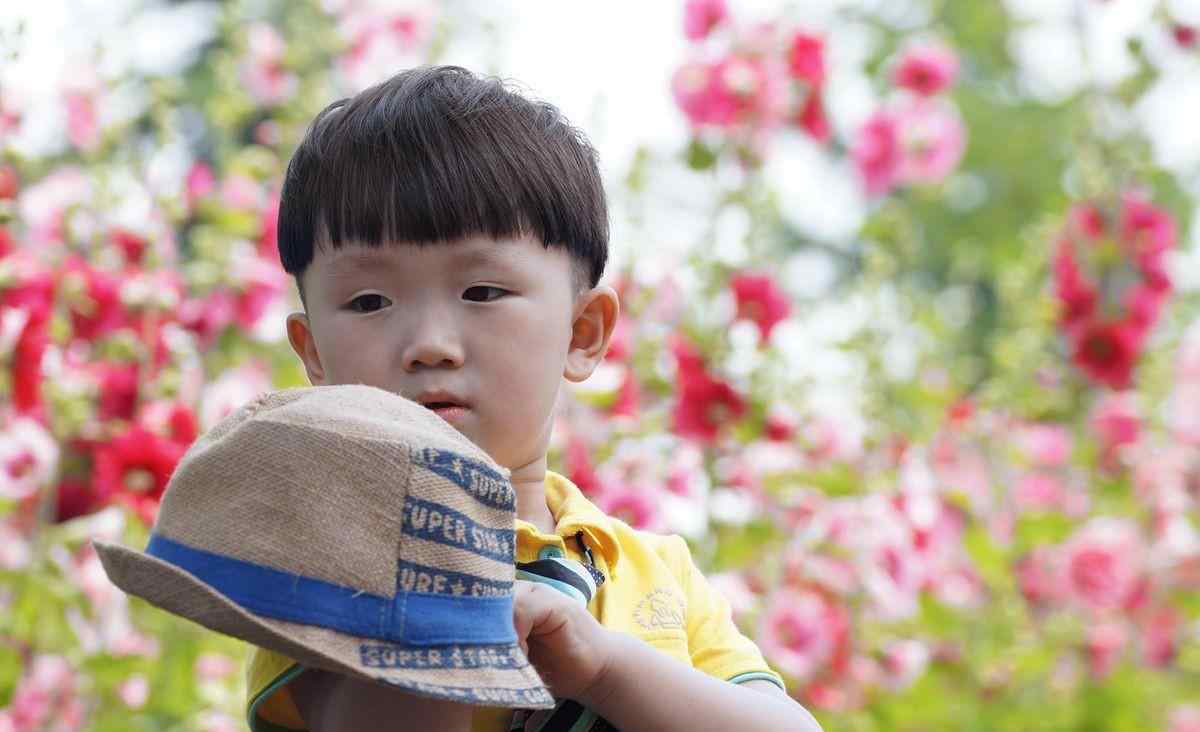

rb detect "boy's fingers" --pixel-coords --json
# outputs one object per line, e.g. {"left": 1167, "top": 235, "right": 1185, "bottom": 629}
{"left": 512, "top": 580, "right": 561, "bottom": 642}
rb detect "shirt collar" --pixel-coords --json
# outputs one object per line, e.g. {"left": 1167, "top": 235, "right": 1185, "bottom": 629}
{"left": 514, "top": 471, "right": 621, "bottom": 576}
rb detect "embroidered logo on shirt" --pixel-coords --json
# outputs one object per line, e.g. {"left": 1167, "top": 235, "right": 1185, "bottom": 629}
{"left": 633, "top": 587, "right": 685, "bottom": 631}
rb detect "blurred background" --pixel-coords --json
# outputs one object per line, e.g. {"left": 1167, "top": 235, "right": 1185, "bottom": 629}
{"left": 2, "top": 0, "right": 1200, "bottom": 729}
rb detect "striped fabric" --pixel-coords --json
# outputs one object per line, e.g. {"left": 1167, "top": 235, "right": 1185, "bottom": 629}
{"left": 510, "top": 537, "right": 617, "bottom": 732}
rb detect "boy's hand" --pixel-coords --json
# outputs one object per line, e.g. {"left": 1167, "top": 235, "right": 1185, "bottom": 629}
{"left": 512, "top": 580, "right": 616, "bottom": 703}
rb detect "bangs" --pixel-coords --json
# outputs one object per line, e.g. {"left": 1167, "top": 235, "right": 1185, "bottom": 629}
{"left": 278, "top": 67, "right": 608, "bottom": 290}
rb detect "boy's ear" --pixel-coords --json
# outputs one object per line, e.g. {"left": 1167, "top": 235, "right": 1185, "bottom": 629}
{"left": 565, "top": 285, "right": 620, "bottom": 383}
{"left": 286, "top": 312, "right": 327, "bottom": 385}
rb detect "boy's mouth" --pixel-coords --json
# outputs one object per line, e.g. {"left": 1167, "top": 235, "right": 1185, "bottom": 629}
{"left": 413, "top": 391, "right": 471, "bottom": 424}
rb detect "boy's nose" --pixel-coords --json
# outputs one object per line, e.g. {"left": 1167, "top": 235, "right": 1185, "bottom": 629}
{"left": 401, "top": 319, "right": 464, "bottom": 372}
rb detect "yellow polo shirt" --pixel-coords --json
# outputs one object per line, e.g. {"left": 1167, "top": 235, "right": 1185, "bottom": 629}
{"left": 245, "top": 471, "right": 783, "bottom": 731}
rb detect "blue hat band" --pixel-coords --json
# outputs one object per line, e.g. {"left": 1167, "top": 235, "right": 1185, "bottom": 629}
{"left": 145, "top": 534, "right": 517, "bottom": 646}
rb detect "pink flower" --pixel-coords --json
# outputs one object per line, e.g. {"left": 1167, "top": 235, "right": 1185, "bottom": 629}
{"left": 610, "top": 369, "right": 641, "bottom": 418}
{"left": 1061, "top": 518, "right": 1144, "bottom": 612}
{"left": 683, "top": 0, "right": 727, "bottom": 41}
{"left": 880, "top": 639, "right": 930, "bottom": 691}
{"left": 671, "top": 55, "right": 787, "bottom": 131}
{"left": 758, "top": 590, "right": 848, "bottom": 682}
{"left": 1169, "top": 706, "right": 1200, "bottom": 732}
{"left": 1018, "top": 423, "right": 1073, "bottom": 467}
{"left": 186, "top": 162, "right": 216, "bottom": 206}
{"left": 786, "top": 32, "right": 826, "bottom": 86}
{"left": 64, "top": 92, "right": 100, "bottom": 151}
{"left": 565, "top": 435, "right": 602, "bottom": 497}
{"left": 1085, "top": 620, "right": 1127, "bottom": 678}
{"left": 853, "top": 110, "right": 901, "bottom": 196}
{"left": 730, "top": 272, "right": 791, "bottom": 341}
{"left": 240, "top": 23, "right": 297, "bottom": 106}
{"left": 795, "top": 86, "right": 830, "bottom": 142}
{"left": 605, "top": 317, "right": 632, "bottom": 362}
{"left": 1140, "top": 606, "right": 1181, "bottom": 668}
{"left": 0, "top": 417, "right": 59, "bottom": 501}
{"left": 1013, "top": 472, "right": 1067, "bottom": 514}
{"left": 597, "top": 483, "right": 661, "bottom": 531}
{"left": 7, "top": 655, "right": 84, "bottom": 731}
{"left": 895, "top": 99, "right": 967, "bottom": 186}
{"left": 1016, "top": 547, "right": 1065, "bottom": 609}
{"left": 118, "top": 675, "right": 149, "bottom": 709}
{"left": 1173, "top": 25, "right": 1198, "bottom": 48}
{"left": 195, "top": 653, "right": 239, "bottom": 682}
{"left": 892, "top": 43, "right": 959, "bottom": 96}
{"left": 1120, "top": 192, "right": 1176, "bottom": 260}
{"left": 1090, "top": 392, "right": 1141, "bottom": 454}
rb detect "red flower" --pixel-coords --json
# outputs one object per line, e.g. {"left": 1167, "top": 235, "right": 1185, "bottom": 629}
{"left": 1052, "top": 241, "right": 1098, "bottom": 326}
{"left": 110, "top": 228, "right": 148, "bottom": 267}
{"left": 787, "top": 32, "right": 825, "bottom": 86}
{"left": 0, "top": 165, "right": 18, "bottom": 200}
{"left": 92, "top": 426, "right": 185, "bottom": 525}
{"left": 1069, "top": 319, "right": 1141, "bottom": 389}
{"left": 610, "top": 369, "right": 640, "bottom": 418}
{"left": 730, "top": 272, "right": 791, "bottom": 341}
{"left": 671, "top": 338, "right": 747, "bottom": 443}
{"left": 55, "top": 478, "right": 100, "bottom": 523}
{"left": 1173, "top": 24, "right": 1198, "bottom": 48}
{"left": 1120, "top": 193, "right": 1176, "bottom": 258}
{"left": 796, "top": 86, "right": 830, "bottom": 142}
{"left": 61, "top": 260, "right": 128, "bottom": 342}
{"left": 892, "top": 43, "right": 959, "bottom": 97}
{"left": 94, "top": 362, "right": 140, "bottom": 421}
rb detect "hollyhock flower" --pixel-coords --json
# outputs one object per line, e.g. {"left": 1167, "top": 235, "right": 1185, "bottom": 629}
{"left": 61, "top": 260, "right": 128, "bottom": 342}
{"left": 196, "top": 653, "right": 239, "bottom": 682}
{"left": 93, "top": 361, "right": 140, "bottom": 421}
{"left": 240, "top": 23, "right": 297, "bottom": 106}
{"left": 0, "top": 519, "right": 31, "bottom": 569}
{"left": 199, "top": 363, "right": 271, "bottom": 430}
{"left": 672, "top": 55, "right": 787, "bottom": 130}
{"left": 1015, "top": 546, "right": 1065, "bottom": 609}
{"left": 186, "top": 162, "right": 216, "bottom": 207}
{"left": 1170, "top": 706, "right": 1200, "bottom": 732}
{"left": 1018, "top": 423, "right": 1073, "bottom": 467}
{"left": 765, "top": 406, "right": 798, "bottom": 442}
{"left": 0, "top": 417, "right": 58, "bottom": 501}
{"left": 1140, "top": 606, "right": 1181, "bottom": 667}
{"left": 707, "top": 572, "right": 759, "bottom": 624}
{"left": 892, "top": 43, "right": 959, "bottom": 96}
{"left": 597, "top": 483, "right": 661, "bottom": 531}
{"left": 671, "top": 346, "right": 747, "bottom": 443}
{"left": 684, "top": 0, "right": 727, "bottom": 41}
{"left": 730, "top": 272, "right": 790, "bottom": 341}
{"left": 55, "top": 478, "right": 100, "bottom": 523}
{"left": 895, "top": 99, "right": 967, "bottom": 186}
{"left": 758, "top": 589, "right": 849, "bottom": 682}
{"left": 259, "top": 193, "right": 281, "bottom": 260}
{"left": 178, "top": 290, "right": 237, "bottom": 349}
{"left": 1069, "top": 202, "right": 1108, "bottom": 240}
{"left": 1061, "top": 518, "right": 1144, "bottom": 612}
{"left": 787, "top": 32, "right": 825, "bottom": 86}
{"left": 610, "top": 369, "right": 640, "bottom": 418}
{"left": 140, "top": 401, "right": 200, "bottom": 446}
{"left": 1125, "top": 283, "right": 1169, "bottom": 338}
{"left": 795, "top": 86, "right": 830, "bottom": 141}
{"left": 853, "top": 110, "right": 901, "bottom": 196}
{"left": 565, "top": 435, "right": 602, "bottom": 497}
{"left": 221, "top": 173, "right": 264, "bottom": 211}
{"left": 1013, "top": 472, "right": 1067, "bottom": 514}
{"left": 10, "top": 313, "right": 49, "bottom": 414}
{"left": 1070, "top": 319, "right": 1140, "bottom": 389}
{"left": 0, "top": 165, "right": 18, "bottom": 200}
{"left": 64, "top": 91, "right": 100, "bottom": 151}
{"left": 1052, "top": 241, "right": 1098, "bottom": 326}
{"left": 92, "top": 425, "right": 185, "bottom": 525}
{"left": 1173, "top": 24, "right": 1198, "bottom": 48}
{"left": 1120, "top": 192, "right": 1176, "bottom": 259}
{"left": 7, "top": 655, "right": 84, "bottom": 731}
{"left": 880, "top": 639, "right": 930, "bottom": 691}
{"left": 605, "top": 317, "right": 632, "bottom": 362}
{"left": 17, "top": 166, "right": 91, "bottom": 247}
{"left": 1085, "top": 620, "right": 1127, "bottom": 679}
{"left": 118, "top": 675, "right": 149, "bottom": 709}
{"left": 334, "top": 5, "right": 433, "bottom": 92}
{"left": 1090, "top": 392, "right": 1141, "bottom": 455}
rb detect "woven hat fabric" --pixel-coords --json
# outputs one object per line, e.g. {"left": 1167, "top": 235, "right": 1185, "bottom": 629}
{"left": 93, "top": 384, "right": 554, "bottom": 709}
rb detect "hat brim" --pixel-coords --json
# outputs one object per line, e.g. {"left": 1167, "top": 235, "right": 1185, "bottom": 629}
{"left": 93, "top": 540, "right": 554, "bottom": 710}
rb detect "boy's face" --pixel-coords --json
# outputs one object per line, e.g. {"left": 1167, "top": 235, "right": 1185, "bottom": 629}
{"left": 286, "top": 235, "right": 613, "bottom": 472}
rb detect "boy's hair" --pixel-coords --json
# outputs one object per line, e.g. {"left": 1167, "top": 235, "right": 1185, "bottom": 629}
{"left": 277, "top": 65, "right": 609, "bottom": 300}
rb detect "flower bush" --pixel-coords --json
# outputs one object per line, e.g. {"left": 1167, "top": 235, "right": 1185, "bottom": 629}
{"left": 2, "top": 0, "right": 1199, "bottom": 730}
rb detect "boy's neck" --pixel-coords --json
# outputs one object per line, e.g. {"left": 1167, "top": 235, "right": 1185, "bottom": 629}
{"left": 509, "top": 456, "right": 557, "bottom": 534}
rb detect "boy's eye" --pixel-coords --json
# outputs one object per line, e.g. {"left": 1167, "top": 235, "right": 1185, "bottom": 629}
{"left": 462, "top": 286, "right": 508, "bottom": 303}
{"left": 347, "top": 294, "right": 391, "bottom": 313}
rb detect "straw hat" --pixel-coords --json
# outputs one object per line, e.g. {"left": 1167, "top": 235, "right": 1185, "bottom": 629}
{"left": 94, "top": 384, "right": 553, "bottom": 709}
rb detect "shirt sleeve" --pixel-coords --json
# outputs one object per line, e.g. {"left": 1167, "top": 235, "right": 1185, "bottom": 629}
{"left": 665, "top": 535, "right": 786, "bottom": 690}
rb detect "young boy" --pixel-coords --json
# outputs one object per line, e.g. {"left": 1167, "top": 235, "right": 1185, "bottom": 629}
{"left": 248, "top": 65, "right": 821, "bottom": 732}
